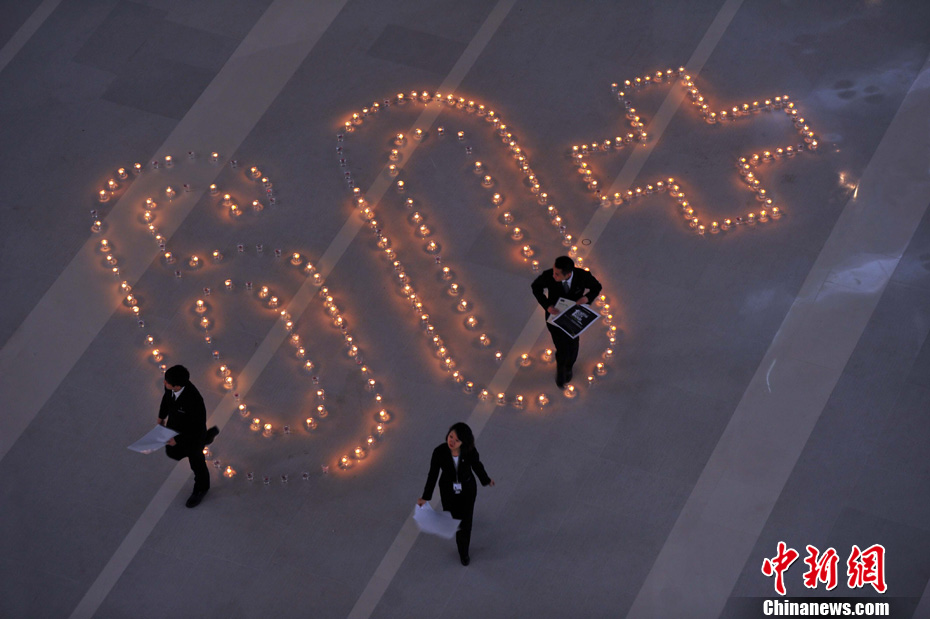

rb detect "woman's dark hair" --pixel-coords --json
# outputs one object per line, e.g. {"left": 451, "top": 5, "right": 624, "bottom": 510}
{"left": 448, "top": 422, "right": 475, "bottom": 454}
{"left": 164, "top": 365, "right": 190, "bottom": 388}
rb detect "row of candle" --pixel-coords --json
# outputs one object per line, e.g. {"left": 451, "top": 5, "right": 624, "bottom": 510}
{"left": 571, "top": 66, "right": 818, "bottom": 232}
{"left": 93, "top": 151, "right": 389, "bottom": 474}
{"left": 95, "top": 151, "right": 225, "bottom": 205}
{"left": 239, "top": 275, "right": 392, "bottom": 470}
{"left": 340, "top": 89, "right": 618, "bottom": 403}
{"left": 186, "top": 169, "right": 395, "bottom": 471}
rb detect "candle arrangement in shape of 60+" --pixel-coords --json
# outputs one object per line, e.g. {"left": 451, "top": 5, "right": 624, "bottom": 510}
{"left": 89, "top": 66, "right": 817, "bottom": 477}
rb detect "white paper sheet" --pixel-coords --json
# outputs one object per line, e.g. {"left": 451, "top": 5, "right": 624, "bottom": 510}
{"left": 413, "top": 503, "right": 460, "bottom": 539}
{"left": 127, "top": 425, "right": 178, "bottom": 454}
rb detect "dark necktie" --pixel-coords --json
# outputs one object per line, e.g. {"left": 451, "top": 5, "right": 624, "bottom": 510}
{"left": 562, "top": 280, "right": 570, "bottom": 294}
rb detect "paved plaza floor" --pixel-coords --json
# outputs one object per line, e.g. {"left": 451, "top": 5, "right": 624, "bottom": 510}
{"left": 2, "top": 1, "right": 930, "bottom": 617}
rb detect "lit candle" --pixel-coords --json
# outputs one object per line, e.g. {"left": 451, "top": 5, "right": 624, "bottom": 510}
{"left": 537, "top": 394, "right": 549, "bottom": 407}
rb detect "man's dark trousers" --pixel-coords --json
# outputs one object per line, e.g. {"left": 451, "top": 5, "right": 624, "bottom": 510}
{"left": 547, "top": 322, "right": 579, "bottom": 385}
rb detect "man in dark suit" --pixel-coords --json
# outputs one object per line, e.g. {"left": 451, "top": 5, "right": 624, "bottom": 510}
{"left": 531, "top": 256, "right": 603, "bottom": 388}
{"left": 158, "top": 365, "right": 218, "bottom": 508}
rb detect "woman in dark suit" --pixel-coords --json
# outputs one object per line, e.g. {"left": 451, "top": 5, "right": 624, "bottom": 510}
{"left": 417, "top": 422, "right": 495, "bottom": 565}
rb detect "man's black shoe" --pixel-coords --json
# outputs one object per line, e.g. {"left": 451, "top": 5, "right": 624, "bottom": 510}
{"left": 204, "top": 426, "right": 219, "bottom": 446}
{"left": 460, "top": 555, "right": 470, "bottom": 566}
{"left": 186, "top": 489, "right": 208, "bottom": 508}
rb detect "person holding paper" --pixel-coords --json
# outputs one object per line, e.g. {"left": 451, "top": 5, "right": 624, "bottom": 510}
{"left": 158, "top": 365, "right": 218, "bottom": 508}
{"left": 531, "top": 255, "right": 602, "bottom": 388}
{"left": 417, "top": 423, "right": 495, "bottom": 565}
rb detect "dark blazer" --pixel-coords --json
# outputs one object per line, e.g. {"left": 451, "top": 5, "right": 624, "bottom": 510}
{"left": 158, "top": 383, "right": 207, "bottom": 458}
{"left": 422, "top": 444, "right": 492, "bottom": 507}
{"left": 531, "top": 267, "right": 602, "bottom": 314}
